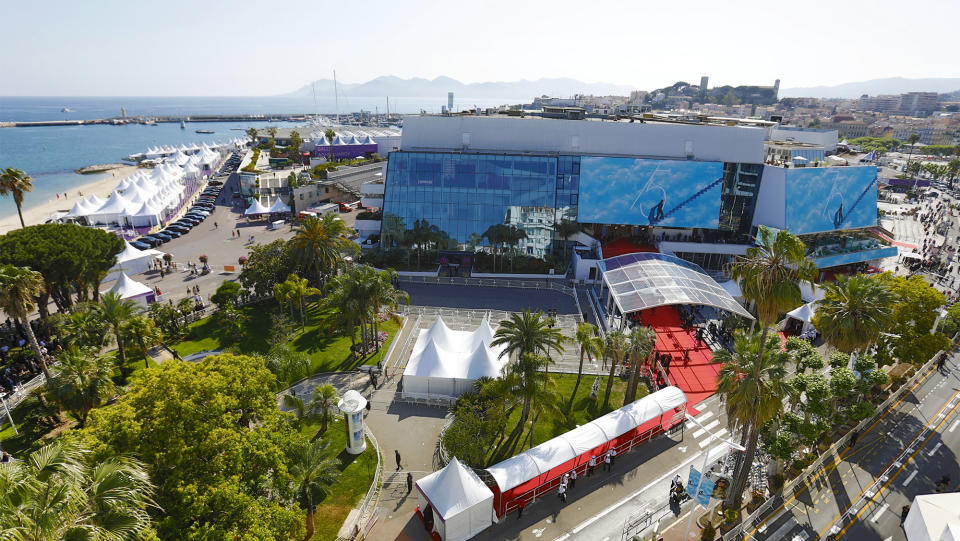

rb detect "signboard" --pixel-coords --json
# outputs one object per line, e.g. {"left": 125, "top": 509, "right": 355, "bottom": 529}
{"left": 784, "top": 166, "right": 878, "bottom": 234}
{"left": 687, "top": 466, "right": 716, "bottom": 507}
{"left": 578, "top": 157, "right": 725, "bottom": 228}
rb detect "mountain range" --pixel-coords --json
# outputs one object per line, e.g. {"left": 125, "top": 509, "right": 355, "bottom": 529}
{"left": 284, "top": 76, "right": 635, "bottom": 100}
{"left": 780, "top": 77, "right": 960, "bottom": 99}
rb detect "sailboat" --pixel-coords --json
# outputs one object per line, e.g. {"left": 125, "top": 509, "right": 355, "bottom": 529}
{"left": 180, "top": 120, "right": 186, "bottom": 129}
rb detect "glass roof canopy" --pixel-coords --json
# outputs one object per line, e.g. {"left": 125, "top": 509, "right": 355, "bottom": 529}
{"left": 598, "top": 253, "right": 754, "bottom": 320}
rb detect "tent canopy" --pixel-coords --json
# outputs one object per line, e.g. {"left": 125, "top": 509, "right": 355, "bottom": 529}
{"left": 268, "top": 198, "right": 291, "bottom": 213}
{"left": 416, "top": 458, "right": 494, "bottom": 541}
{"left": 599, "top": 253, "right": 753, "bottom": 319}
{"left": 904, "top": 493, "right": 960, "bottom": 541}
{"left": 245, "top": 200, "right": 270, "bottom": 215}
{"left": 116, "top": 240, "right": 163, "bottom": 263}
{"left": 103, "top": 272, "right": 153, "bottom": 299}
{"left": 787, "top": 302, "right": 817, "bottom": 324}
{"left": 486, "top": 386, "right": 687, "bottom": 492}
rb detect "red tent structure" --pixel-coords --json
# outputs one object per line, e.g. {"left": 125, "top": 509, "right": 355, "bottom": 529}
{"left": 483, "top": 386, "right": 687, "bottom": 519}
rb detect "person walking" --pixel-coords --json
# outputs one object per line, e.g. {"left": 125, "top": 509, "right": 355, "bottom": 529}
{"left": 569, "top": 468, "right": 577, "bottom": 489}
{"left": 517, "top": 500, "right": 525, "bottom": 519}
{"left": 406, "top": 472, "right": 413, "bottom": 494}
{"left": 608, "top": 448, "right": 617, "bottom": 469}
{"left": 588, "top": 455, "right": 597, "bottom": 476}
{"left": 938, "top": 353, "right": 947, "bottom": 371}
{"left": 604, "top": 451, "right": 612, "bottom": 472}
{"left": 395, "top": 450, "right": 402, "bottom": 471}
{"left": 214, "top": 221, "right": 218, "bottom": 229}
{"left": 558, "top": 483, "right": 567, "bottom": 504}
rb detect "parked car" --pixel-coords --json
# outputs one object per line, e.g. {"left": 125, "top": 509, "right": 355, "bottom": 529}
{"left": 145, "top": 233, "right": 170, "bottom": 243}
{"left": 130, "top": 240, "right": 152, "bottom": 250}
{"left": 161, "top": 229, "right": 183, "bottom": 238}
{"left": 177, "top": 218, "right": 200, "bottom": 226}
{"left": 167, "top": 224, "right": 190, "bottom": 233}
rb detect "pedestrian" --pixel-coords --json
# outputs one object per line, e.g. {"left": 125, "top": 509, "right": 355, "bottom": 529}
{"left": 609, "top": 448, "right": 617, "bottom": 468}
{"left": 160, "top": 268, "right": 165, "bottom": 278}
{"left": 214, "top": 221, "right": 218, "bottom": 229}
{"left": 395, "top": 450, "right": 402, "bottom": 471}
{"left": 604, "top": 451, "right": 612, "bottom": 472}
{"left": 187, "top": 287, "right": 191, "bottom": 296}
{"left": 938, "top": 353, "right": 947, "bottom": 370}
{"left": 588, "top": 455, "right": 597, "bottom": 476}
{"left": 517, "top": 500, "right": 524, "bottom": 519}
{"left": 569, "top": 468, "right": 577, "bottom": 489}
{"left": 848, "top": 430, "right": 859, "bottom": 448}
{"left": 562, "top": 472, "right": 570, "bottom": 488}
{"left": 406, "top": 472, "right": 413, "bottom": 493}
{"left": 901, "top": 504, "right": 910, "bottom": 525}
{"left": 558, "top": 483, "right": 566, "bottom": 503}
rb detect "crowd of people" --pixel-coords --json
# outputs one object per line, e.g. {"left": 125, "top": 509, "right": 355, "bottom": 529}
{"left": 0, "top": 318, "right": 59, "bottom": 397}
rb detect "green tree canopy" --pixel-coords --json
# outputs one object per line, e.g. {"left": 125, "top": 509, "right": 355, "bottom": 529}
{"left": 211, "top": 280, "right": 242, "bottom": 309}
{"left": 0, "top": 223, "right": 123, "bottom": 314}
{"left": 877, "top": 273, "right": 951, "bottom": 364}
{"left": 239, "top": 239, "right": 298, "bottom": 296}
{"left": 77, "top": 354, "right": 307, "bottom": 540}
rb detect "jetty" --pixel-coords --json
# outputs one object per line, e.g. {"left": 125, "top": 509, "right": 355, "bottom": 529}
{"left": 0, "top": 114, "right": 311, "bottom": 128}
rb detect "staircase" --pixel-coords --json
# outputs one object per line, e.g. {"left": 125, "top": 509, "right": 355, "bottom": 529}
{"left": 649, "top": 176, "right": 724, "bottom": 225}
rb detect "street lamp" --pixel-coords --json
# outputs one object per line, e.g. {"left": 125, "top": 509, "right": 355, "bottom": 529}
{"left": 682, "top": 412, "right": 746, "bottom": 540}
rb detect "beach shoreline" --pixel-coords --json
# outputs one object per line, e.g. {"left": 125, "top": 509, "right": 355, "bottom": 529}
{"left": 0, "top": 165, "right": 140, "bottom": 235}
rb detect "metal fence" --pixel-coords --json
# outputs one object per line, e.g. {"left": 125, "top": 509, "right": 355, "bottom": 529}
{"left": 335, "top": 424, "right": 384, "bottom": 541}
{"left": 399, "top": 274, "right": 575, "bottom": 295}
{"left": 721, "top": 340, "right": 952, "bottom": 540}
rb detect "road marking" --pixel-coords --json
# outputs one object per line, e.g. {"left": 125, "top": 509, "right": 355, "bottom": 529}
{"left": 699, "top": 428, "right": 728, "bottom": 448}
{"left": 928, "top": 442, "right": 943, "bottom": 456}
{"left": 871, "top": 503, "right": 890, "bottom": 523}
{"left": 949, "top": 420, "right": 959, "bottom": 432}
{"left": 902, "top": 470, "right": 918, "bottom": 486}
{"left": 742, "top": 350, "right": 950, "bottom": 540}
{"left": 551, "top": 443, "right": 733, "bottom": 541}
{"left": 694, "top": 410, "right": 715, "bottom": 423}
{"left": 832, "top": 387, "right": 960, "bottom": 539}
{"left": 692, "top": 419, "right": 720, "bottom": 438}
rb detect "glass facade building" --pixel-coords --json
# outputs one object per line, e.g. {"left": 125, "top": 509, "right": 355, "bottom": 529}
{"left": 383, "top": 152, "right": 579, "bottom": 257}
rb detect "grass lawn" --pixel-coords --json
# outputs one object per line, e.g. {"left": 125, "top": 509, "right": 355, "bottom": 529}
{"left": 172, "top": 300, "right": 400, "bottom": 374}
{"left": 492, "top": 372, "right": 647, "bottom": 461}
{"left": 300, "top": 415, "right": 377, "bottom": 541}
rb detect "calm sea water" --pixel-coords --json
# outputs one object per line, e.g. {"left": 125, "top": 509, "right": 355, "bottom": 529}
{"left": 0, "top": 96, "right": 516, "bottom": 216}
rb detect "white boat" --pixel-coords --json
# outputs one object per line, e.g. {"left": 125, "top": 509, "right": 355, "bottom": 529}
{"left": 61, "top": 107, "right": 74, "bottom": 113}
{"left": 180, "top": 120, "right": 186, "bottom": 129}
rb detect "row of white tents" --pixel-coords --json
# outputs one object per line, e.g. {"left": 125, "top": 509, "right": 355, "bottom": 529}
{"left": 310, "top": 133, "right": 377, "bottom": 146}
{"left": 66, "top": 143, "right": 227, "bottom": 227}
{"left": 401, "top": 317, "right": 509, "bottom": 397}
{"left": 244, "top": 197, "right": 291, "bottom": 216}
{"left": 140, "top": 137, "right": 250, "bottom": 159}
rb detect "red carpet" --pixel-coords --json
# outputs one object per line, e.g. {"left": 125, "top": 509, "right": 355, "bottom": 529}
{"left": 602, "top": 238, "right": 658, "bottom": 259}
{"left": 636, "top": 307, "right": 718, "bottom": 414}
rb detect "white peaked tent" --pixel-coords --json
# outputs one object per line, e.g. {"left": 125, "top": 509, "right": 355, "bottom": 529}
{"left": 105, "top": 241, "right": 163, "bottom": 281}
{"left": 268, "top": 198, "right": 291, "bottom": 214}
{"left": 128, "top": 201, "right": 164, "bottom": 227}
{"left": 66, "top": 199, "right": 95, "bottom": 218}
{"left": 402, "top": 317, "right": 508, "bottom": 397}
{"left": 904, "top": 493, "right": 960, "bottom": 541}
{"left": 86, "top": 194, "right": 106, "bottom": 208}
{"left": 102, "top": 272, "right": 154, "bottom": 307}
{"left": 416, "top": 458, "right": 494, "bottom": 541}
{"left": 90, "top": 191, "right": 134, "bottom": 224}
{"left": 785, "top": 302, "right": 818, "bottom": 333}
{"left": 245, "top": 199, "right": 270, "bottom": 216}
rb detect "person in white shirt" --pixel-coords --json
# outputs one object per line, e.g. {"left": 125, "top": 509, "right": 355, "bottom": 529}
{"left": 558, "top": 482, "right": 567, "bottom": 503}
{"left": 570, "top": 468, "right": 578, "bottom": 489}
{"left": 588, "top": 455, "right": 597, "bottom": 476}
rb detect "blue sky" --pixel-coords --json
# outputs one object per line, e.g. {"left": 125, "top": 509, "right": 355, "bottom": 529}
{"left": 785, "top": 166, "right": 878, "bottom": 234}
{"left": 2, "top": 0, "right": 958, "bottom": 96}
{"left": 578, "top": 157, "right": 724, "bottom": 227}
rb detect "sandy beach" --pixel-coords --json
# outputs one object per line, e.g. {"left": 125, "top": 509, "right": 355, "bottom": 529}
{"left": 0, "top": 165, "right": 140, "bottom": 235}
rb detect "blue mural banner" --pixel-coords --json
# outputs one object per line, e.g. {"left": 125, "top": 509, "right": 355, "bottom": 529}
{"left": 578, "top": 157, "right": 725, "bottom": 227}
{"left": 686, "top": 466, "right": 715, "bottom": 507}
{"left": 785, "top": 166, "right": 878, "bottom": 234}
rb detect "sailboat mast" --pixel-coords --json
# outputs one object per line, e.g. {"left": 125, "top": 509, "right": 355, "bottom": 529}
{"left": 333, "top": 70, "right": 340, "bottom": 125}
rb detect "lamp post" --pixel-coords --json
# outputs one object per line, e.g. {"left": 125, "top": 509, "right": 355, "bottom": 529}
{"left": 682, "top": 412, "right": 745, "bottom": 540}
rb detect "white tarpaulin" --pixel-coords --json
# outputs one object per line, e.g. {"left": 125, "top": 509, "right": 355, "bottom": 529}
{"left": 786, "top": 302, "right": 818, "bottom": 333}
{"left": 268, "top": 197, "right": 291, "bottom": 213}
{"left": 402, "top": 318, "right": 507, "bottom": 397}
{"left": 101, "top": 272, "right": 153, "bottom": 307}
{"left": 904, "top": 493, "right": 960, "bottom": 541}
{"left": 416, "top": 458, "right": 494, "bottom": 541}
{"left": 105, "top": 241, "right": 164, "bottom": 282}
{"left": 245, "top": 199, "right": 270, "bottom": 216}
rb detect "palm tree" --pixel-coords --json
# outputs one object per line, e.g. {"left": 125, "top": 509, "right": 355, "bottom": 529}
{"left": 246, "top": 127, "right": 258, "bottom": 144}
{"left": 57, "top": 303, "right": 110, "bottom": 350}
{"left": 0, "top": 264, "right": 50, "bottom": 379}
{"left": 906, "top": 132, "right": 920, "bottom": 190}
{"left": 491, "top": 309, "right": 566, "bottom": 363}
{"left": 324, "top": 270, "right": 364, "bottom": 354}
{"left": 569, "top": 322, "right": 602, "bottom": 409}
{"left": 291, "top": 214, "right": 355, "bottom": 286}
{"left": 45, "top": 346, "right": 116, "bottom": 426}
{"left": 603, "top": 330, "right": 628, "bottom": 409}
{"left": 367, "top": 268, "right": 409, "bottom": 352}
{"left": 724, "top": 225, "right": 816, "bottom": 510}
{"left": 308, "top": 384, "right": 339, "bottom": 439}
{"left": 715, "top": 331, "right": 790, "bottom": 511}
{"left": 554, "top": 219, "right": 580, "bottom": 260}
{"left": 274, "top": 279, "right": 295, "bottom": 320}
{"left": 290, "top": 440, "right": 342, "bottom": 541}
{"left": 280, "top": 274, "right": 322, "bottom": 330}
{"left": 499, "top": 354, "right": 557, "bottom": 456}
{"left": 625, "top": 326, "right": 656, "bottom": 405}
{"left": 813, "top": 274, "right": 894, "bottom": 355}
{"left": 0, "top": 167, "right": 34, "bottom": 229}
{"left": 0, "top": 440, "right": 157, "bottom": 540}
{"left": 96, "top": 291, "right": 139, "bottom": 382}
{"left": 126, "top": 314, "right": 163, "bottom": 369}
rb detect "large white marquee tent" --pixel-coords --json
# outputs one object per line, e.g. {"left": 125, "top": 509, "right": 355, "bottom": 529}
{"left": 104, "top": 241, "right": 164, "bottom": 282}
{"left": 101, "top": 272, "right": 154, "bottom": 307}
{"left": 401, "top": 317, "right": 508, "bottom": 397}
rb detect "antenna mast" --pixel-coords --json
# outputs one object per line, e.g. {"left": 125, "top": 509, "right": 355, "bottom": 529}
{"left": 333, "top": 70, "right": 340, "bottom": 125}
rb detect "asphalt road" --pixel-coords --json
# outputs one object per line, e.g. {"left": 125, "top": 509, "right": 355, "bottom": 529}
{"left": 747, "top": 343, "right": 960, "bottom": 541}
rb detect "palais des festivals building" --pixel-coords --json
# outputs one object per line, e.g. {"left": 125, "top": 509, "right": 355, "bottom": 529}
{"left": 370, "top": 113, "right": 892, "bottom": 286}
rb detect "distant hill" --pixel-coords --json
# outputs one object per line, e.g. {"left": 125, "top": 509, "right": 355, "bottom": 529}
{"left": 284, "top": 76, "right": 634, "bottom": 100}
{"left": 780, "top": 77, "right": 960, "bottom": 99}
